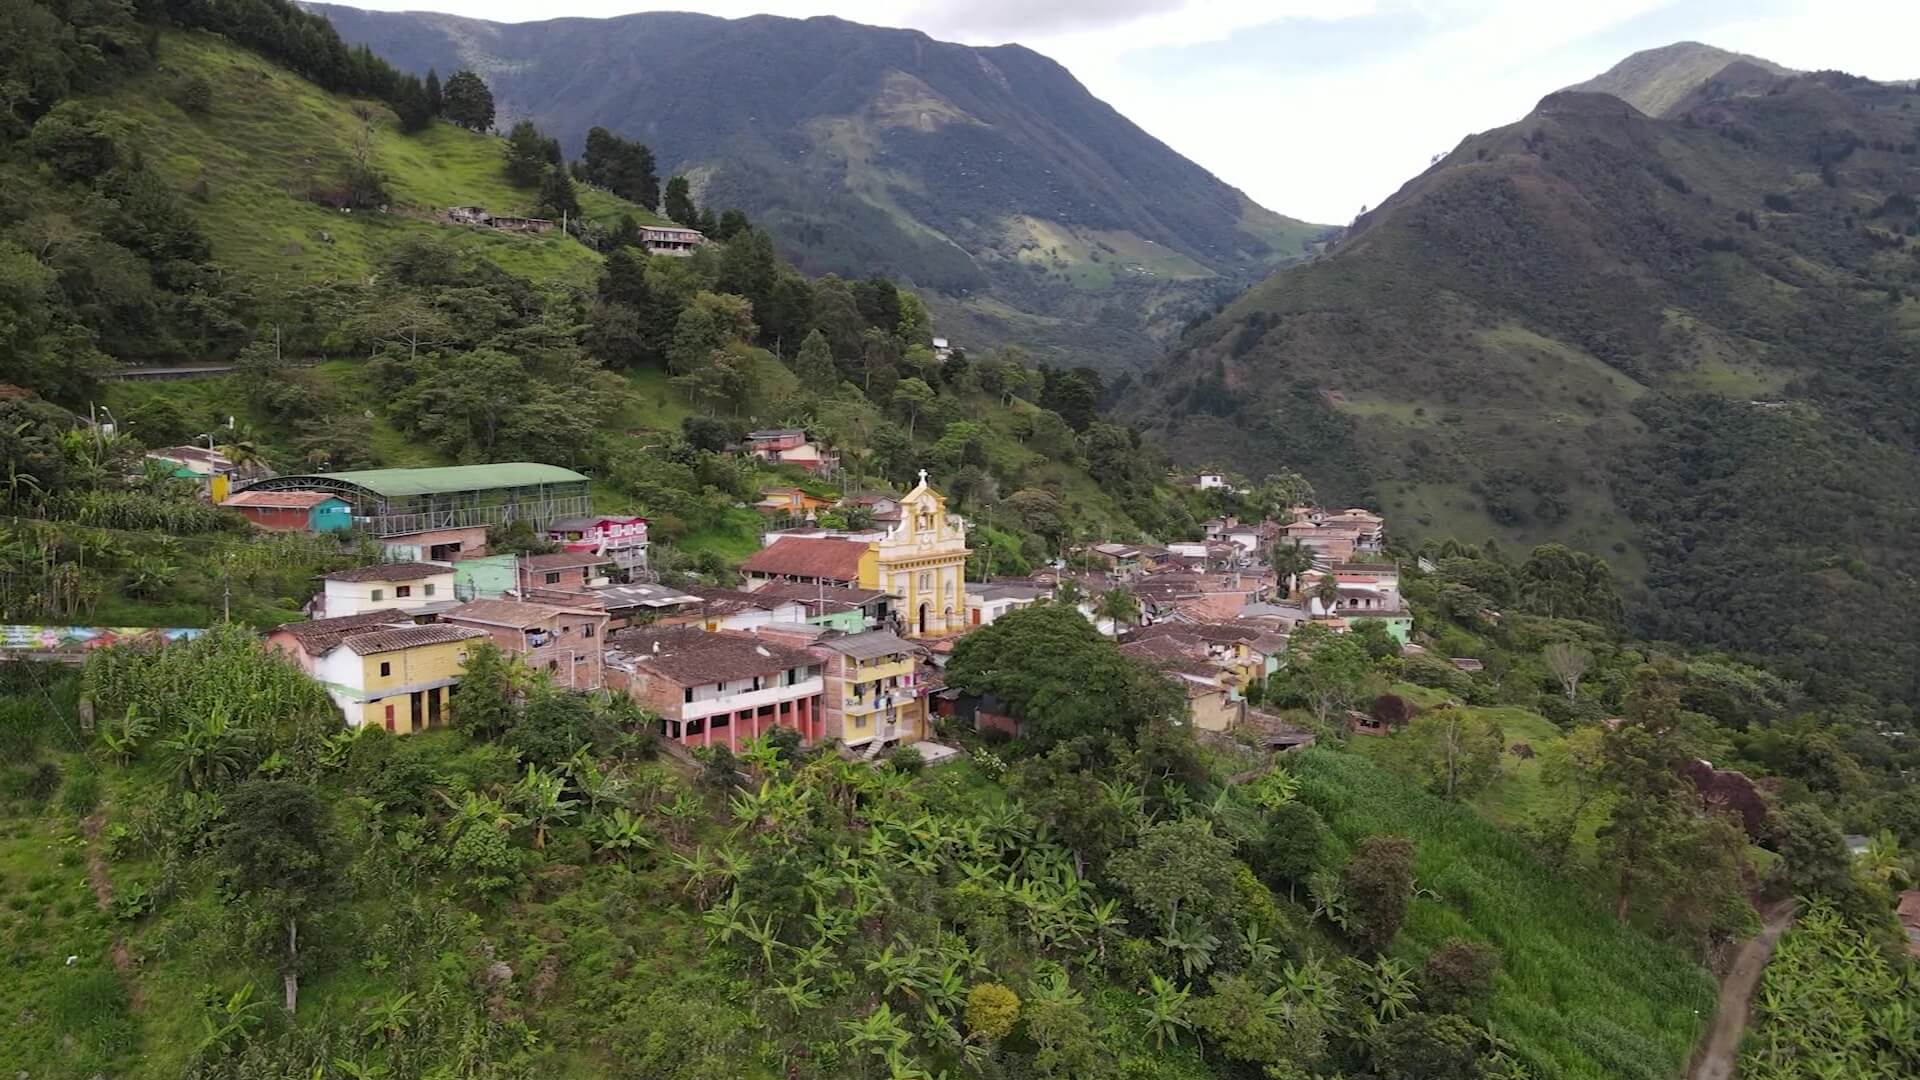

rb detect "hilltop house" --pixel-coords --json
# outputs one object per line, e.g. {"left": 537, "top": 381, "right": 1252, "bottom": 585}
{"left": 639, "top": 224, "right": 706, "bottom": 256}
{"left": 743, "top": 429, "right": 838, "bottom": 475}
{"left": 317, "top": 563, "right": 455, "bottom": 617}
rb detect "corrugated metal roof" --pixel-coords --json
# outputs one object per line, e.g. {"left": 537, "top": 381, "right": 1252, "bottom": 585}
{"left": 296, "top": 463, "right": 589, "bottom": 497}
{"left": 817, "top": 631, "right": 917, "bottom": 661}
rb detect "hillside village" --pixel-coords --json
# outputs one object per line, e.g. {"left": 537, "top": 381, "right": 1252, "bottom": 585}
{"left": 124, "top": 441, "right": 1424, "bottom": 760}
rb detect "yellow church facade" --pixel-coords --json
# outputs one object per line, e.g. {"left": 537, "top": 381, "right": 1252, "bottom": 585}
{"left": 874, "top": 472, "right": 971, "bottom": 638}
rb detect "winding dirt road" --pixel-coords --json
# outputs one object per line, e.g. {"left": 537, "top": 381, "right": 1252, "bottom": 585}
{"left": 1688, "top": 900, "right": 1797, "bottom": 1080}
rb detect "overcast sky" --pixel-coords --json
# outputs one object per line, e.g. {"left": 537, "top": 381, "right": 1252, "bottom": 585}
{"left": 341, "top": 0, "right": 1920, "bottom": 223}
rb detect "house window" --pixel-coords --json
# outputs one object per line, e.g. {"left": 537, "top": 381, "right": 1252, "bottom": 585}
{"left": 396, "top": 585, "right": 412, "bottom": 598}
{"left": 545, "top": 572, "right": 561, "bottom": 585}
{"left": 424, "top": 584, "right": 436, "bottom": 597}
{"left": 370, "top": 589, "right": 384, "bottom": 602}
{"left": 379, "top": 661, "right": 391, "bottom": 677}
{"left": 582, "top": 624, "right": 595, "bottom": 639}
{"left": 684, "top": 687, "right": 694, "bottom": 703}
{"left": 918, "top": 572, "right": 931, "bottom": 591}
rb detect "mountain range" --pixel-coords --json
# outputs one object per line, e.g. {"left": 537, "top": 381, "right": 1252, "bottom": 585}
{"left": 1129, "top": 45, "right": 1920, "bottom": 696}
{"left": 306, "top": 3, "right": 1329, "bottom": 371}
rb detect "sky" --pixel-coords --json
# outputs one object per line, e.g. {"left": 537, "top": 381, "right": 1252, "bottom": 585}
{"left": 339, "top": 0, "right": 1920, "bottom": 223}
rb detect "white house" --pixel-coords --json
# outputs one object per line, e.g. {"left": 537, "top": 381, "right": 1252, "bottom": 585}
{"left": 964, "top": 581, "right": 1049, "bottom": 628}
{"left": 318, "top": 562, "right": 456, "bottom": 617}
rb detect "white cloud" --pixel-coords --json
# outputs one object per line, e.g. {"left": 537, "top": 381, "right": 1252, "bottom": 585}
{"left": 333, "top": 0, "right": 1920, "bottom": 222}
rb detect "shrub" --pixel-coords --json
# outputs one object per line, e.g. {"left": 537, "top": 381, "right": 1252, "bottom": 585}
{"left": 174, "top": 75, "right": 213, "bottom": 114}
{"left": 60, "top": 767, "right": 101, "bottom": 816}
{"left": 964, "top": 982, "right": 1021, "bottom": 1040}
{"left": 1423, "top": 938, "right": 1502, "bottom": 1014}
{"left": 883, "top": 745, "right": 925, "bottom": 775}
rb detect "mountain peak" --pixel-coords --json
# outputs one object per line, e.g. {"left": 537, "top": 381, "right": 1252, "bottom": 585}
{"left": 1565, "top": 41, "right": 1794, "bottom": 117}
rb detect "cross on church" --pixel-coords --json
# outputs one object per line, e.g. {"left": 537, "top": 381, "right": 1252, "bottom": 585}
{"left": 917, "top": 468, "right": 928, "bottom": 487}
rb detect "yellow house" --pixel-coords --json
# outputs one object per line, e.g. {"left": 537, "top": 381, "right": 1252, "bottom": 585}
{"left": 311, "top": 623, "right": 489, "bottom": 733}
{"left": 813, "top": 631, "right": 927, "bottom": 749}
{"left": 874, "top": 471, "right": 970, "bottom": 638}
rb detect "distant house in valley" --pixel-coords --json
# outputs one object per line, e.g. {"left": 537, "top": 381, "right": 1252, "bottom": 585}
{"left": 639, "top": 224, "right": 706, "bottom": 256}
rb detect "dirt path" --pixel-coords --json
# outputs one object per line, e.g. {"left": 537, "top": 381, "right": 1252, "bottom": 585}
{"left": 1689, "top": 900, "right": 1797, "bottom": 1080}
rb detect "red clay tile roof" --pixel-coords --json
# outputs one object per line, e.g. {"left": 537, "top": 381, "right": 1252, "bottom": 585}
{"left": 223, "top": 490, "right": 338, "bottom": 509}
{"left": 738, "top": 537, "right": 869, "bottom": 581}
{"left": 343, "top": 624, "right": 488, "bottom": 655}
{"left": 443, "top": 598, "right": 586, "bottom": 629}
{"left": 271, "top": 610, "right": 411, "bottom": 654}
{"left": 609, "top": 626, "right": 819, "bottom": 686}
{"left": 322, "top": 562, "right": 451, "bottom": 583}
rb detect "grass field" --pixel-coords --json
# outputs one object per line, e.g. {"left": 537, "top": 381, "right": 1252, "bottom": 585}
{"left": 1295, "top": 748, "right": 1716, "bottom": 1080}
{"left": 102, "top": 32, "right": 660, "bottom": 287}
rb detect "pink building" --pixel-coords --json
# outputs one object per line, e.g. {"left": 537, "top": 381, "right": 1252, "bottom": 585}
{"left": 544, "top": 514, "right": 648, "bottom": 570}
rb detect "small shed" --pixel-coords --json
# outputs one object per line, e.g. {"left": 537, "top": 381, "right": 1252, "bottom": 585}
{"left": 222, "top": 489, "right": 352, "bottom": 532}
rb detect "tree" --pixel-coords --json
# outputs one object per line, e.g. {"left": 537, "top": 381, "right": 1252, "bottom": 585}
{"left": 441, "top": 69, "right": 494, "bottom": 131}
{"left": 1311, "top": 572, "right": 1341, "bottom": 612}
{"left": 1093, "top": 586, "right": 1140, "bottom": 629}
{"left": 424, "top": 68, "right": 442, "bottom": 116}
{"left": 669, "top": 292, "right": 756, "bottom": 374}
{"left": 1421, "top": 939, "right": 1501, "bottom": 1014}
{"left": 1394, "top": 710, "right": 1504, "bottom": 800}
{"left": 664, "top": 176, "right": 697, "bottom": 226}
{"left": 793, "top": 329, "right": 839, "bottom": 393}
{"left": 213, "top": 781, "right": 332, "bottom": 1014}
{"left": 1343, "top": 835, "right": 1414, "bottom": 955}
{"left": 964, "top": 982, "right": 1020, "bottom": 1040}
{"left": 504, "top": 120, "right": 553, "bottom": 187}
{"left": 1272, "top": 623, "right": 1375, "bottom": 728}
{"left": 1370, "top": 1012, "right": 1484, "bottom": 1080}
{"left": 1256, "top": 799, "right": 1330, "bottom": 893}
{"left": 537, "top": 166, "right": 580, "bottom": 221}
{"left": 451, "top": 640, "right": 516, "bottom": 739}
{"left": 579, "top": 126, "right": 659, "bottom": 208}
{"left": 1107, "top": 817, "right": 1239, "bottom": 937}
{"left": 893, "top": 377, "right": 934, "bottom": 437}
{"left": 1542, "top": 642, "right": 1592, "bottom": 703}
{"left": 1268, "top": 540, "right": 1316, "bottom": 596}
{"left": 945, "top": 605, "right": 1185, "bottom": 750}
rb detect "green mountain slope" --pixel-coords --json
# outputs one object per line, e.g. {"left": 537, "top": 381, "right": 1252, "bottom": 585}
{"left": 307, "top": 3, "right": 1332, "bottom": 371}
{"left": 98, "top": 31, "right": 659, "bottom": 286}
{"left": 1129, "top": 60, "right": 1920, "bottom": 697}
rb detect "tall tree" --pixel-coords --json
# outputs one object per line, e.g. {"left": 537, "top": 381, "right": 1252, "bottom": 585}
{"left": 504, "top": 120, "right": 551, "bottom": 187}
{"left": 536, "top": 166, "right": 580, "bottom": 220}
{"left": 213, "top": 781, "right": 332, "bottom": 1014}
{"left": 441, "top": 69, "right": 494, "bottom": 132}
{"left": 663, "top": 176, "right": 697, "bottom": 227}
{"left": 793, "top": 329, "right": 839, "bottom": 393}
{"left": 424, "top": 67, "right": 442, "bottom": 116}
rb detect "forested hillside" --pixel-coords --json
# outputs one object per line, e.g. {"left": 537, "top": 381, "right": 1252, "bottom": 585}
{"left": 1131, "top": 62, "right": 1920, "bottom": 699}
{"left": 307, "top": 3, "right": 1331, "bottom": 373}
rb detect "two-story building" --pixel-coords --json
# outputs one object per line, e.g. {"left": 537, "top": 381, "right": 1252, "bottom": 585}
{"left": 639, "top": 224, "right": 706, "bottom": 256}
{"left": 606, "top": 625, "right": 824, "bottom": 748}
{"left": 543, "top": 514, "right": 648, "bottom": 572}
{"left": 810, "top": 631, "right": 926, "bottom": 752}
{"left": 516, "top": 552, "right": 614, "bottom": 596}
{"left": 441, "top": 598, "right": 608, "bottom": 690}
{"left": 308, "top": 623, "right": 489, "bottom": 733}
{"left": 318, "top": 563, "right": 456, "bottom": 617}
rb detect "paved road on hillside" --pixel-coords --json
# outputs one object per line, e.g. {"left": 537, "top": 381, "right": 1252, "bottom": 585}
{"left": 1690, "top": 900, "right": 1797, "bottom": 1080}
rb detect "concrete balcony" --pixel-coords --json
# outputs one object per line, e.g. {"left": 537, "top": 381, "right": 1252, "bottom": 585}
{"left": 682, "top": 677, "right": 823, "bottom": 721}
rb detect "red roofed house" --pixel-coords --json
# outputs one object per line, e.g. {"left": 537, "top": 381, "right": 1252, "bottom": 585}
{"left": 605, "top": 625, "right": 825, "bottom": 748}
{"left": 739, "top": 536, "right": 877, "bottom": 591}
{"left": 442, "top": 598, "right": 609, "bottom": 691}
{"left": 222, "top": 489, "right": 352, "bottom": 533}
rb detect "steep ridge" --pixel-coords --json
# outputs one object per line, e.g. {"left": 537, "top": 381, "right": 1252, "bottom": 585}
{"left": 1130, "top": 59, "right": 1920, "bottom": 695}
{"left": 1565, "top": 41, "right": 1794, "bottom": 117}
{"left": 307, "top": 3, "right": 1330, "bottom": 371}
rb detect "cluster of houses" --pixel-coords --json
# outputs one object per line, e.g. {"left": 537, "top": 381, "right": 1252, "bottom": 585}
{"left": 229, "top": 449, "right": 1413, "bottom": 760}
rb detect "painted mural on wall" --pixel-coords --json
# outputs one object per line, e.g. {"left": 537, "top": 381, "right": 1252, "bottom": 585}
{"left": 0, "top": 626, "right": 206, "bottom": 655}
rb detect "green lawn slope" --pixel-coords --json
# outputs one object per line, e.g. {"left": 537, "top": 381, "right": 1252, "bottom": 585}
{"left": 99, "top": 31, "right": 663, "bottom": 286}
{"left": 1295, "top": 748, "right": 1715, "bottom": 1080}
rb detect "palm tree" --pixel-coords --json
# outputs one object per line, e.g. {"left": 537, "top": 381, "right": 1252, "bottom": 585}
{"left": 589, "top": 807, "right": 653, "bottom": 864}
{"left": 1311, "top": 572, "right": 1341, "bottom": 614}
{"left": 1268, "top": 539, "right": 1316, "bottom": 597}
{"left": 842, "top": 1003, "right": 912, "bottom": 1065}
{"left": 1093, "top": 586, "right": 1140, "bottom": 630}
